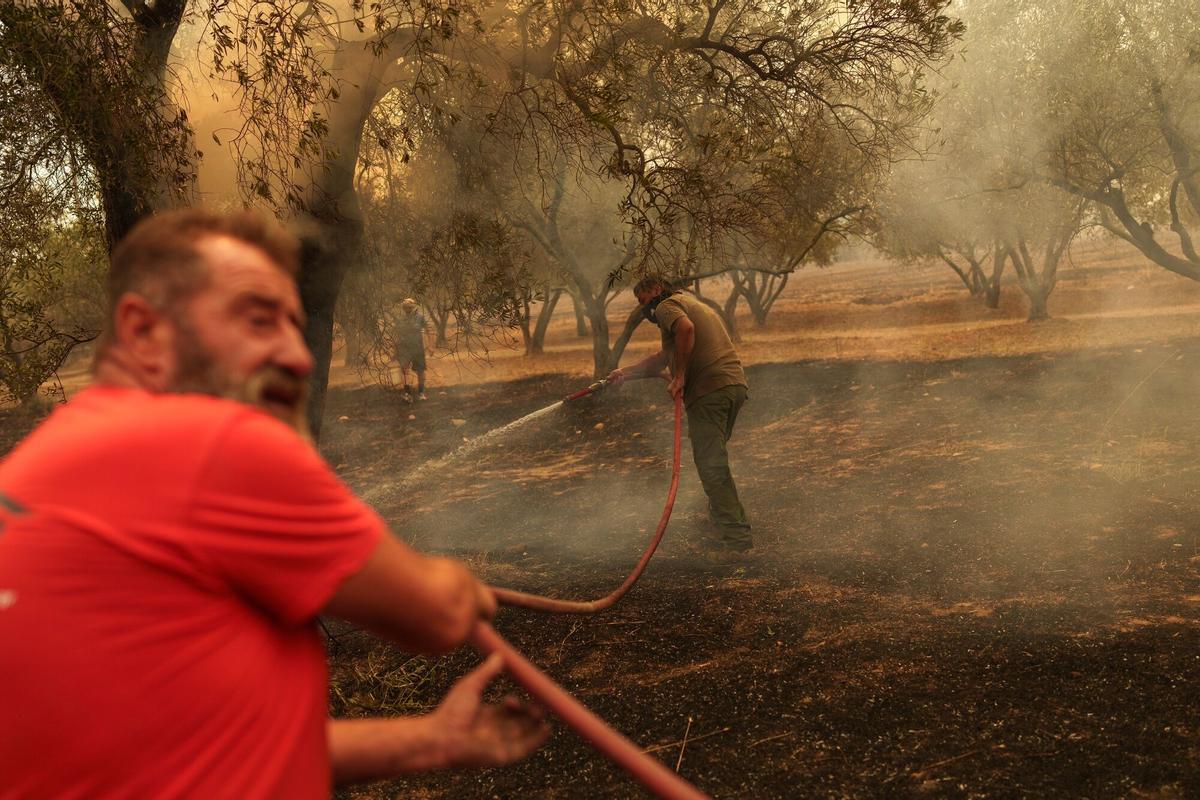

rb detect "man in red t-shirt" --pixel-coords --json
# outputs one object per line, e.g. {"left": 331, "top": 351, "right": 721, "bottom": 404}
{"left": 0, "top": 209, "right": 548, "bottom": 798}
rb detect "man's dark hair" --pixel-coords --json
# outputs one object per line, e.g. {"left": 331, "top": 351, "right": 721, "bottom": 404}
{"left": 107, "top": 208, "right": 300, "bottom": 317}
{"left": 632, "top": 276, "right": 670, "bottom": 296}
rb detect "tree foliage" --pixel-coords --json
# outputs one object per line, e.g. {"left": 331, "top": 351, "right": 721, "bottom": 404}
{"left": 875, "top": 0, "right": 1121, "bottom": 319}
{"left": 0, "top": 0, "right": 195, "bottom": 246}
{"left": 0, "top": 0, "right": 963, "bottom": 422}
{"left": 1031, "top": 0, "right": 1200, "bottom": 281}
{"left": 0, "top": 61, "right": 105, "bottom": 405}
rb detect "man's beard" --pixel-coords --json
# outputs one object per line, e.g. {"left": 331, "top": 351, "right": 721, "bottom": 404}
{"left": 171, "top": 328, "right": 312, "bottom": 440}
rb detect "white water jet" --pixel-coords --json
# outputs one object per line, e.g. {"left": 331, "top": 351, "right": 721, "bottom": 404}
{"left": 391, "top": 400, "right": 566, "bottom": 494}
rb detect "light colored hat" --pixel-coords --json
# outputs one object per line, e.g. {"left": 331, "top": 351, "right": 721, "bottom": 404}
{"left": 401, "top": 298, "right": 418, "bottom": 310}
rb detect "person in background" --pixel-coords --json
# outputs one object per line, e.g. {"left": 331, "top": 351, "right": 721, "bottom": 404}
{"left": 394, "top": 297, "right": 430, "bottom": 402}
{"left": 608, "top": 276, "right": 753, "bottom": 554}
{"left": 0, "top": 209, "right": 548, "bottom": 798}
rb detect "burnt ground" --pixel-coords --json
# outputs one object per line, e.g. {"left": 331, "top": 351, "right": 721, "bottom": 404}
{"left": 322, "top": 340, "right": 1200, "bottom": 800}
{"left": 3, "top": 335, "right": 1198, "bottom": 798}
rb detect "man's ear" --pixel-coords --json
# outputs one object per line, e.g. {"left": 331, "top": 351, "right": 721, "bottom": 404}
{"left": 113, "top": 292, "right": 175, "bottom": 385}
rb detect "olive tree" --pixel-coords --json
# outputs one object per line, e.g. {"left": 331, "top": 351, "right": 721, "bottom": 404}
{"left": 1, "top": 0, "right": 962, "bottom": 432}
{"left": 1031, "top": 0, "right": 1200, "bottom": 281}
{"left": 0, "top": 61, "right": 105, "bottom": 405}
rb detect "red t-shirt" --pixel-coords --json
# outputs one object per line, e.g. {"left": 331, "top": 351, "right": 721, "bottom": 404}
{"left": 0, "top": 386, "right": 383, "bottom": 799}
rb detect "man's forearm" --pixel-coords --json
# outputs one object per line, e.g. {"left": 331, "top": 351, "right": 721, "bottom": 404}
{"left": 626, "top": 350, "right": 669, "bottom": 377}
{"left": 329, "top": 655, "right": 550, "bottom": 785}
{"left": 323, "top": 538, "right": 493, "bottom": 655}
{"left": 329, "top": 717, "right": 447, "bottom": 785}
{"left": 672, "top": 324, "right": 694, "bottom": 381}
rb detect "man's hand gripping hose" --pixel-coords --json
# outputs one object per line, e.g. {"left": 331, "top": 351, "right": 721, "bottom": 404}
{"left": 469, "top": 376, "right": 708, "bottom": 799}
{"left": 470, "top": 620, "right": 707, "bottom": 800}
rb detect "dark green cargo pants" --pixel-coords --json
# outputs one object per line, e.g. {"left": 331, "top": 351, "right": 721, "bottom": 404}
{"left": 686, "top": 384, "right": 751, "bottom": 548}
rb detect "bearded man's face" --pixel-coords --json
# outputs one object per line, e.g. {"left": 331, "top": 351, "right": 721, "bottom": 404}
{"left": 166, "top": 236, "right": 314, "bottom": 436}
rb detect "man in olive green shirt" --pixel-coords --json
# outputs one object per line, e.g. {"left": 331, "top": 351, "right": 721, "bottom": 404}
{"left": 608, "top": 277, "right": 752, "bottom": 552}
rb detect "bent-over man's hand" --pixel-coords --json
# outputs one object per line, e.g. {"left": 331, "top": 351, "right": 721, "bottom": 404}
{"left": 430, "top": 654, "right": 551, "bottom": 768}
{"left": 606, "top": 367, "right": 626, "bottom": 388}
{"left": 667, "top": 374, "right": 685, "bottom": 401}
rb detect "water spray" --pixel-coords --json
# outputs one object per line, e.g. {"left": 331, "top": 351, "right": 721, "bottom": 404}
{"left": 490, "top": 377, "right": 681, "bottom": 613}
{"left": 466, "top": 375, "right": 706, "bottom": 799}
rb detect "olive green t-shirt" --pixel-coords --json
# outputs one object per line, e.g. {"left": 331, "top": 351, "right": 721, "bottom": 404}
{"left": 655, "top": 293, "right": 747, "bottom": 405}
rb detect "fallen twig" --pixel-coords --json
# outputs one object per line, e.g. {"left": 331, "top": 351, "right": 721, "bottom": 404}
{"left": 643, "top": 726, "right": 732, "bottom": 755}
{"left": 675, "top": 717, "right": 693, "bottom": 772}
{"left": 552, "top": 620, "right": 583, "bottom": 660}
{"left": 912, "top": 748, "right": 981, "bottom": 777}
{"left": 1099, "top": 349, "right": 1179, "bottom": 432}
{"left": 749, "top": 731, "right": 793, "bottom": 748}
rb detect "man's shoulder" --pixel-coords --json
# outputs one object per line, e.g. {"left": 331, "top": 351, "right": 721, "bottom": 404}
{"left": 666, "top": 292, "right": 715, "bottom": 315}
{"left": 0, "top": 388, "right": 275, "bottom": 508}
{"left": 655, "top": 294, "right": 689, "bottom": 327}
{"left": 658, "top": 295, "right": 682, "bottom": 310}
{"left": 29, "top": 388, "right": 275, "bottom": 462}
{"left": 89, "top": 386, "right": 253, "bottom": 430}
{"left": 659, "top": 293, "right": 720, "bottom": 328}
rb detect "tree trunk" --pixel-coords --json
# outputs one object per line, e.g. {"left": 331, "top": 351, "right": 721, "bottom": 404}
{"left": 1007, "top": 237, "right": 1061, "bottom": 323}
{"left": 343, "top": 321, "right": 368, "bottom": 369}
{"left": 518, "top": 295, "right": 532, "bottom": 353}
{"left": 1026, "top": 289, "right": 1050, "bottom": 321}
{"left": 571, "top": 291, "right": 590, "bottom": 337}
{"left": 1058, "top": 181, "right": 1200, "bottom": 282}
{"left": 298, "top": 210, "right": 362, "bottom": 438}
{"left": 724, "top": 275, "right": 746, "bottom": 333}
{"left": 938, "top": 251, "right": 978, "bottom": 296}
{"left": 582, "top": 295, "right": 612, "bottom": 377}
{"left": 98, "top": 167, "right": 159, "bottom": 250}
{"left": 967, "top": 261, "right": 986, "bottom": 296}
{"left": 296, "top": 40, "right": 407, "bottom": 438}
{"left": 528, "top": 288, "right": 563, "bottom": 355}
{"left": 722, "top": 288, "right": 741, "bottom": 343}
{"left": 764, "top": 274, "right": 789, "bottom": 323}
{"left": 433, "top": 310, "right": 450, "bottom": 348}
{"left": 0, "top": 1, "right": 193, "bottom": 251}
{"left": 985, "top": 282, "right": 1001, "bottom": 309}
{"left": 608, "top": 306, "right": 647, "bottom": 369}
{"left": 743, "top": 271, "right": 788, "bottom": 326}
{"left": 985, "top": 248, "right": 1007, "bottom": 310}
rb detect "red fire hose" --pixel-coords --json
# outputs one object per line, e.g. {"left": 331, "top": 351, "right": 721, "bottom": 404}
{"left": 468, "top": 377, "right": 709, "bottom": 799}
{"left": 490, "top": 380, "right": 683, "bottom": 613}
{"left": 471, "top": 621, "right": 707, "bottom": 800}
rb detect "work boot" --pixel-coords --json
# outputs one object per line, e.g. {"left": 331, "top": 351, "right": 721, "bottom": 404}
{"left": 705, "top": 547, "right": 756, "bottom": 566}
{"left": 401, "top": 392, "right": 412, "bottom": 404}
{"left": 691, "top": 520, "right": 752, "bottom": 554}
{"left": 704, "top": 533, "right": 753, "bottom": 555}
{"left": 709, "top": 520, "right": 753, "bottom": 553}
{"left": 418, "top": 392, "right": 428, "bottom": 401}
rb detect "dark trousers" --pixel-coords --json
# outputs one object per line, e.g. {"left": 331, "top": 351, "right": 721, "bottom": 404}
{"left": 397, "top": 343, "right": 426, "bottom": 393}
{"left": 686, "top": 384, "right": 751, "bottom": 546}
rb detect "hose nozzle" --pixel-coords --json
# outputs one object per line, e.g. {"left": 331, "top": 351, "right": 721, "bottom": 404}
{"left": 564, "top": 378, "right": 608, "bottom": 402}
